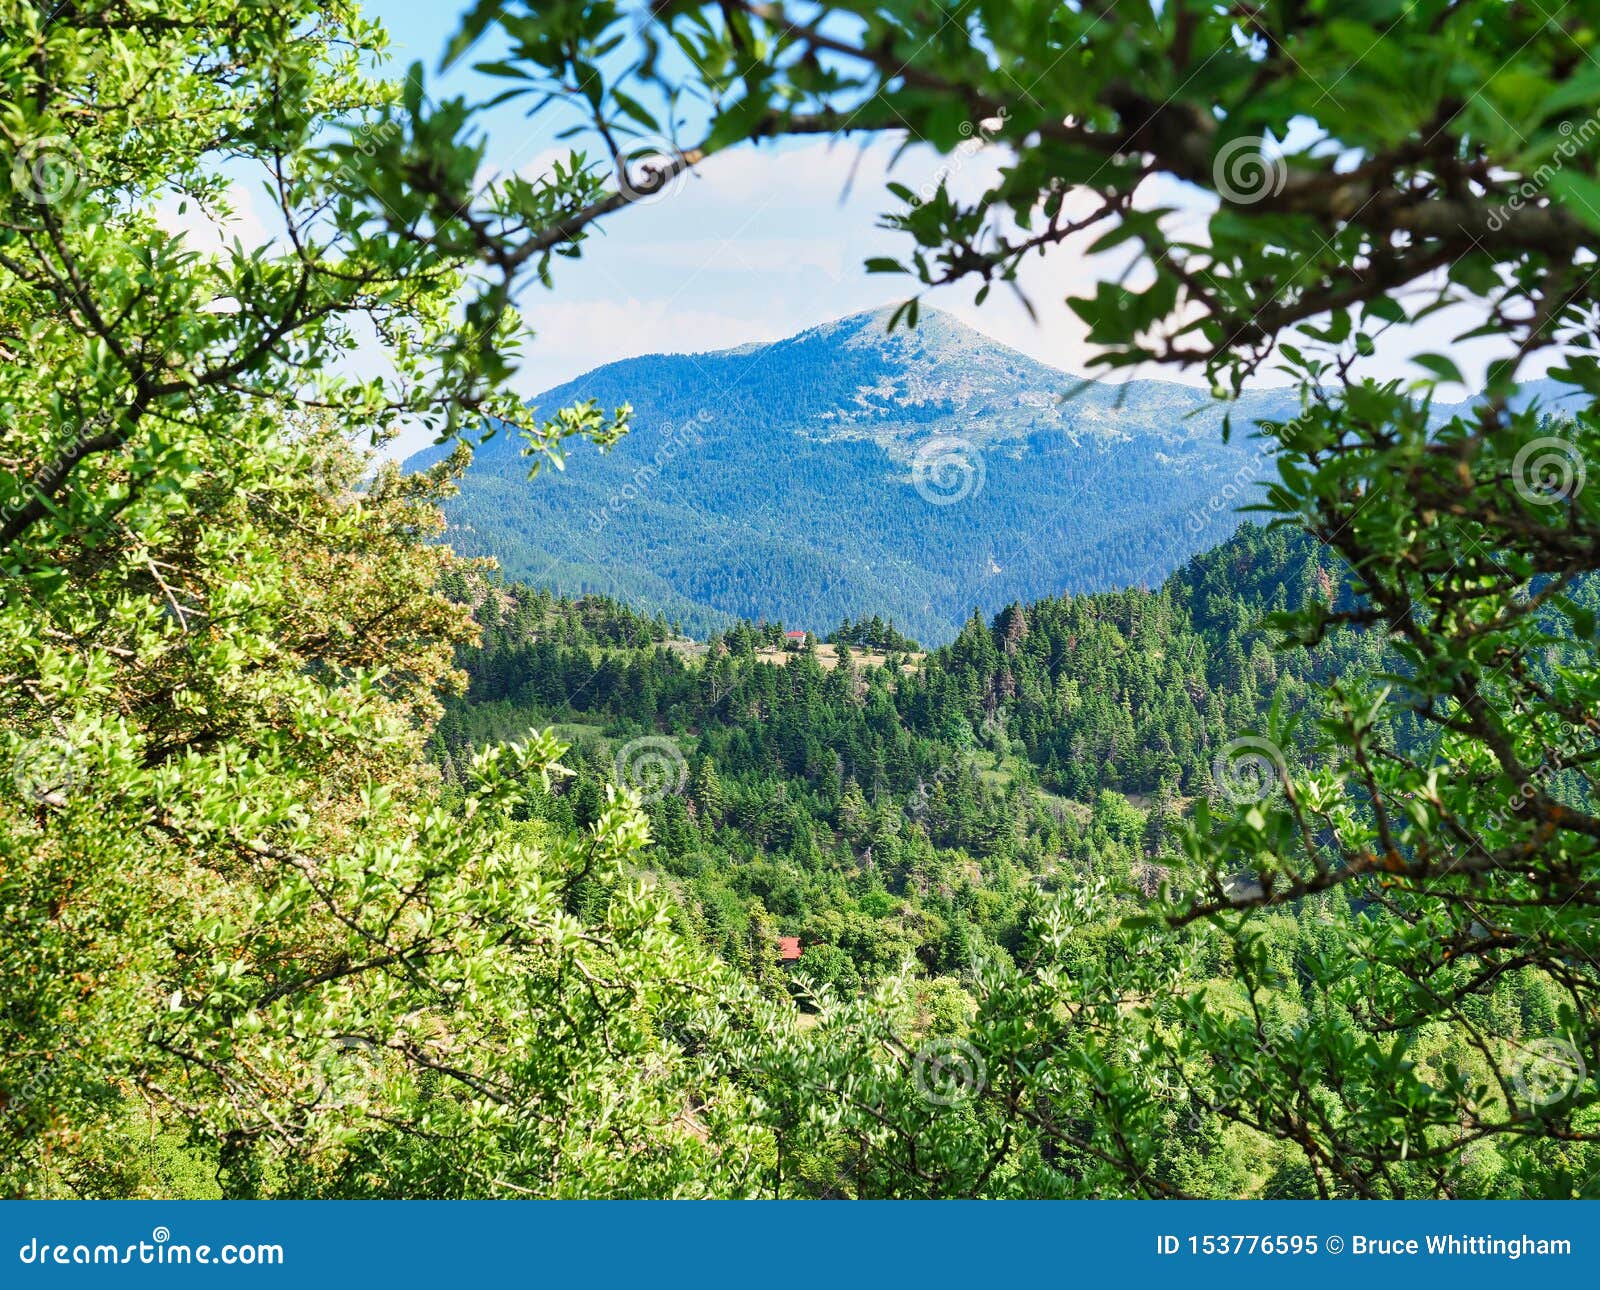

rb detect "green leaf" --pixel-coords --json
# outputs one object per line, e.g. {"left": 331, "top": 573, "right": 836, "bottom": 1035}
{"left": 1413, "top": 353, "right": 1464, "bottom": 384}
{"left": 1549, "top": 171, "right": 1600, "bottom": 233}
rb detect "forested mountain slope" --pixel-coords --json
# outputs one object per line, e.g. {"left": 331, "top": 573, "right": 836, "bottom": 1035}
{"left": 432, "top": 523, "right": 1354, "bottom": 975}
{"left": 423, "top": 522, "right": 1596, "bottom": 1198}
{"left": 437, "top": 514, "right": 1597, "bottom": 968}
{"left": 408, "top": 309, "right": 1303, "bottom": 643}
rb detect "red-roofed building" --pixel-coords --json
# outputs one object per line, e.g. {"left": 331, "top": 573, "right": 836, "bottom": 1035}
{"left": 776, "top": 936, "right": 802, "bottom": 963}
{"left": 784, "top": 630, "right": 809, "bottom": 643}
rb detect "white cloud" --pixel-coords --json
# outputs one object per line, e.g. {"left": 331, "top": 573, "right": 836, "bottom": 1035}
{"left": 439, "top": 118, "right": 1528, "bottom": 417}
{"left": 474, "top": 145, "right": 574, "bottom": 195}
{"left": 627, "top": 236, "right": 852, "bottom": 281}
{"left": 516, "top": 298, "right": 791, "bottom": 394}
{"left": 697, "top": 136, "right": 901, "bottom": 207}
{"left": 152, "top": 183, "right": 274, "bottom": 257}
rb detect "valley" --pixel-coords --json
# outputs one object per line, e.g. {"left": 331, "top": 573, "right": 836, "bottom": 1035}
{"left": 425, "top": 517, "right": 1598, "bottom": 1196}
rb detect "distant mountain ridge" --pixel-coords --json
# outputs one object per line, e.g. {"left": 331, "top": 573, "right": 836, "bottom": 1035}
{"left": 405, "top": 308, "right": 1574, "bottom": 644}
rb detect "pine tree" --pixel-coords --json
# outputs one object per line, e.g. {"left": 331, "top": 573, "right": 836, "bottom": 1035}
{"left": 693, "top": 758, "right": 727, "bottom": 826}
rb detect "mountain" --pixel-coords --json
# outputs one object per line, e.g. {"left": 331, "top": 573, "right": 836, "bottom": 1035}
{"left": 405, "top": 308, "right": 1299, "bottom": 644}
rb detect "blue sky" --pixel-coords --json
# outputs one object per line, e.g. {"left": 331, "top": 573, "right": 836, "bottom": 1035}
{"left": 346, "top": 2, "right": 1531, "bottom": 444}
{"left": 361, "top": 1, "right": 1188, "bottom": 399}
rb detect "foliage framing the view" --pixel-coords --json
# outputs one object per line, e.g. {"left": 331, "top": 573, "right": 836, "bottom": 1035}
{"left": 381, "top": 0, "right": 1600, "bottom": 1194}
{"left": 2, "top": 0, "right": 1599, "bottom": 1198}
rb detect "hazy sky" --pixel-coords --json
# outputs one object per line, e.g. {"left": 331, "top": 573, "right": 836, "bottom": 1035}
{"left": 337, "top": 2, "right": 1529, "bottom": 452}
{"left": 362, "top": 2, "right": 1111, "bottom": 399}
